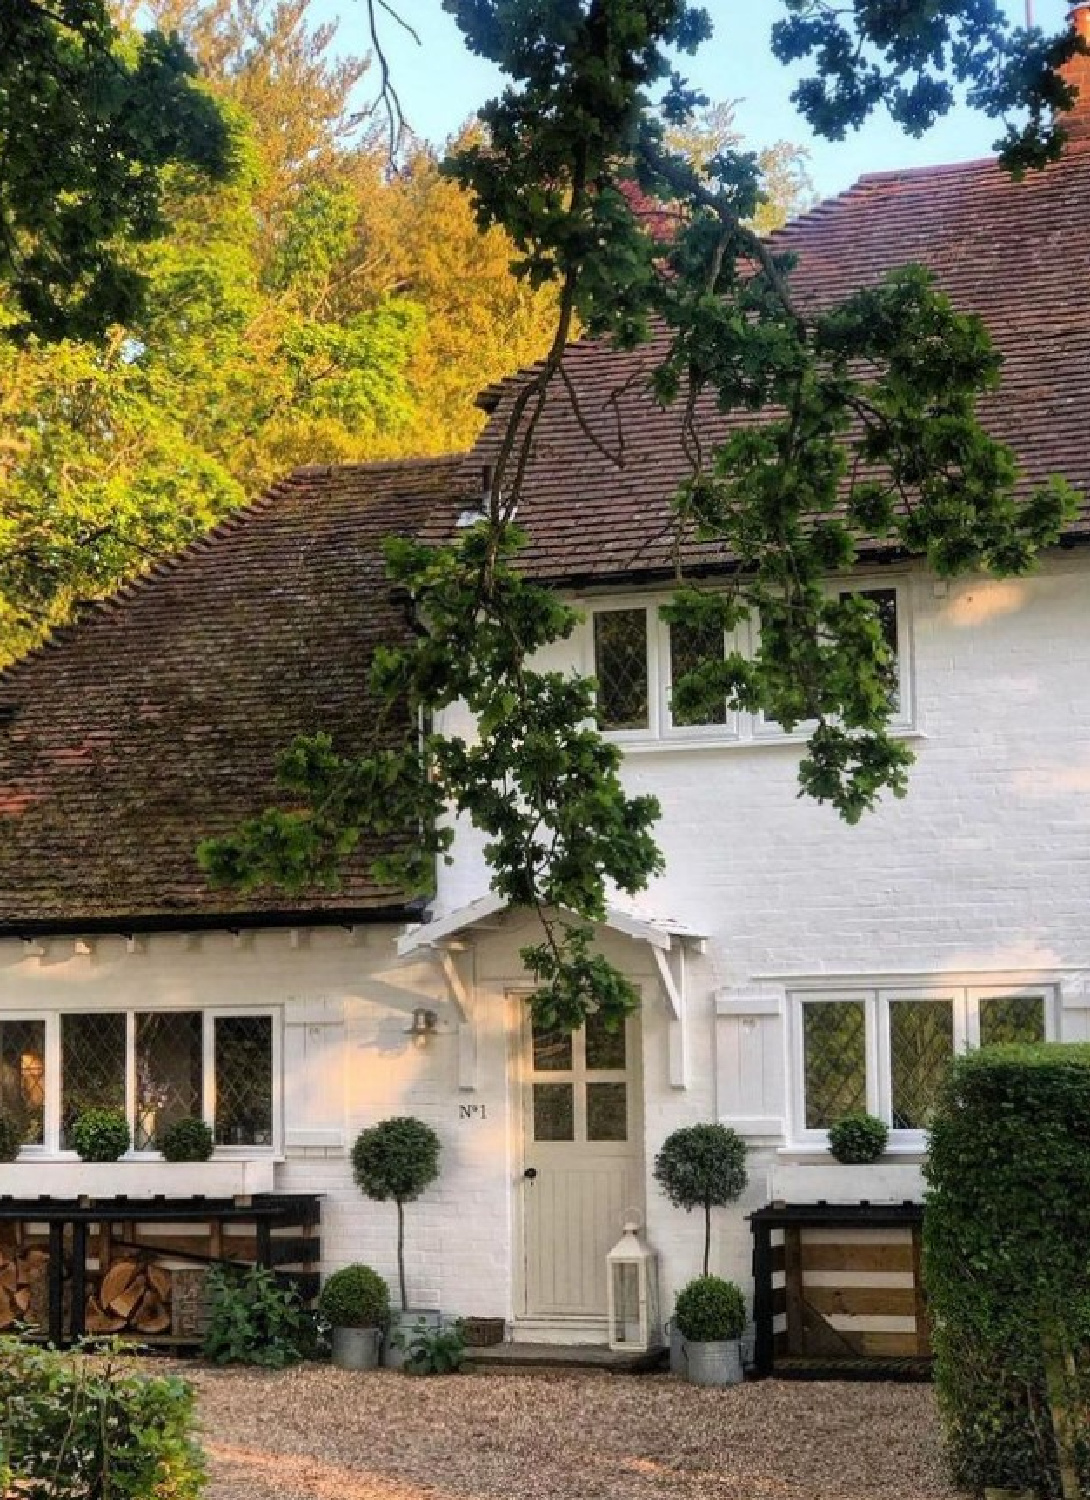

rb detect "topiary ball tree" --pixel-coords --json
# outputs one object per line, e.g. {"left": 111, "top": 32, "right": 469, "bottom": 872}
{"left": 70, "top": 1108, "right": 130, "bottom": 1162}
{"left": 351, "top": 1116, "right": 440, "bottom": 1310}
{"left": 653, "top": 1123, "right": 748, "bottom": 1277}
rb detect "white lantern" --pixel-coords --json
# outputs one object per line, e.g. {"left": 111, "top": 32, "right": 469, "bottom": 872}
{"left": 606, "top": 1217, "right": 661, "bottom": 1353}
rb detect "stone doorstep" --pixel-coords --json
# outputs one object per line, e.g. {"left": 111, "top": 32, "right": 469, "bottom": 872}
{"left": 462, "top": 1341, "right": 667, "bottom": 1375}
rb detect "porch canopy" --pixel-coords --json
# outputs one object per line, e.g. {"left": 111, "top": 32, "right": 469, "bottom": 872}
{"left": 399, "top": 894, "right": 705, "bottom": 1088}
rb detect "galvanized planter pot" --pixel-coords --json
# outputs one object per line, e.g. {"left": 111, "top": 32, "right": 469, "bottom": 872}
{"left": 682, "top": 1337, "right": 744, "bottom": 1387}
{"left": 331, "top": 1326, "right": 383, "bottom": 1370}
{"left": 383, "top": 1309, "right": 441, "bottom": 1370}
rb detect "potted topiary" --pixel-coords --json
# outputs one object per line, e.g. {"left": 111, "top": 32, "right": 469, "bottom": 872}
{"left": 653, "top": 1123, "right": 747, "bottom": 1372}
{"left": 70, "top": 1109, "right": 130, "bottom": 1162}
{"left": 827, "top": 1111, "right": 888, "bottom": 1165}
{"left": 159, "top": 1117, "right": 215, "bottom": 1162}
{"left": 0, "top": 1112, "right": 22, "bottom": 1163}
{"left": 320, "top": 1264, "right": 390, "bottom": 1370}
{"left": 351, "top": 1116, "right": 441, "bottom": 1367}
{"left": 674, "top": 1275, "right": 747, "bottom": 1386}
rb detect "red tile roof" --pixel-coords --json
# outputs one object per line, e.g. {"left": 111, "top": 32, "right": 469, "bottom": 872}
{"left": 456, "top": 138, "right": 1090, "bottom": 582}
{"left": 0, "top": 457, "right": 465, "bottom": 933}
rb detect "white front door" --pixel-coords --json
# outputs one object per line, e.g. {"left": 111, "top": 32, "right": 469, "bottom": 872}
{"left": 518, "top": 1010, "right": 643, "bottom": 1329}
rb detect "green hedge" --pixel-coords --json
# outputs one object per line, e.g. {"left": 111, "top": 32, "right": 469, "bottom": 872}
{"left": 0, "top": 1340, "right": 205, "bottom": 1498}
{"left": 923, "top": 1044, "right": 1090, "bottom": 1498}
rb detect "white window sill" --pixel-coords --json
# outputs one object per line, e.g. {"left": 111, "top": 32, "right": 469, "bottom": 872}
{"left": 0, "top": 1158, "right": 278, "bottom": 1198}
{"left": 607, "top": 728, "right": 927, "bottom": 756}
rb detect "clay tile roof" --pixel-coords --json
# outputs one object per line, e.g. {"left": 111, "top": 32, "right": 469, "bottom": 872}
{"left": 0, "top": 456, "right": 468, "bottom": 935}
{"left": 447, "top": 139, "right": 1090, "bottom": 583}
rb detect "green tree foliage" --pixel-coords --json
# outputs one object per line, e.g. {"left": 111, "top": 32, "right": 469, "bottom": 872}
{"left": 924, "top": 1046, "right": 1090, "bottom": 1498}
{"left": 0, "top": 0, "right": 232, "bottom": 341}
{"left": 204, "top": 0, "right": 1080, "bottom": 1032}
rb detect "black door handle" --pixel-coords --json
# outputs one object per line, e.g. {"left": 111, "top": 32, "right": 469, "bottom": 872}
{"left": 523, "top": 1167, "right": 538, "bottom": 1180}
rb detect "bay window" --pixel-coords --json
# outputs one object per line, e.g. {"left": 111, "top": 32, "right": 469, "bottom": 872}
{"left": 794, "top": 984, "right": 1054, "bottom": 1144}
{"left": 0, "top": 1008, "right": 278, "bottom": 1157}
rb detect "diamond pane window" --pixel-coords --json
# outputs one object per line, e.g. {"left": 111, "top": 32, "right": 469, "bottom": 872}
{"left": 803, "top": 1001, "right": 866, "bottom": 1128}
{"left": 585, "top": 1011, "right": 625, "bottom": 1071}
{"left": 135, "top": 1012, "right": 203, "bottom": 1151}
{"left": 214, "top": 1016, "right": 273, "bottom": 1147}
{"left": 593, "top": 609, "right": 649, "bottom": 731}
{"left": 979, "top": 994, "right": 1045, "bottom": 1047}
{"left": 669, "top": 619, "right": 727, "bottom": 727}
{"left": 890, "top": 1000, "right": 954, "bottom": 1130}
{"left": 61, "top": 1014, "right": 126, "bottom": 1150}
{"left": 0, "top": 1020, "right": 45, "bottom": 1147}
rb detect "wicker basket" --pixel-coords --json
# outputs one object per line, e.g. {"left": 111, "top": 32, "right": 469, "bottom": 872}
{"left": 461, "top": 1316, "right": 506, "bottom": 1347}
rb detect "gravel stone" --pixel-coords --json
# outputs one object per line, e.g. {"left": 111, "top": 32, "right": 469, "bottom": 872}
{"left": 184, "top": 1366, "right": 967, "bottom": 1500}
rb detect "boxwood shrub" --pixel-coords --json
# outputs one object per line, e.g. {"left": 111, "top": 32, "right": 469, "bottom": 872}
{"left": 319, "top": 1264, "right": 390, "bottom": 1329}
{"left": 827, "top": 1111, "right": 888, "bottom": 1164}
{"left": 673, "top": 1275, "right": 746, "bottom": 1343}
{"left": 70, "top": 1108, "right": 131, "bottom": 1162}
{"left": 160, "top": 1116, "right": 214, "bottom": 1162}
{"left": 924, "top": 1044, "right": 1090, "bottom": 1498}
{"left": 0, "top": 1339, "right": 205, "bottom": 1498}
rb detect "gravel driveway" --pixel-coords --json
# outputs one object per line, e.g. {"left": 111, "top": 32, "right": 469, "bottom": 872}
{"left": 187, "top": 1365, "right": 965, "bottom": 1500}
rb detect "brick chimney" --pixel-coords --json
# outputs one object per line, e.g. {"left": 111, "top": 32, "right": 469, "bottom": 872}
{"left": 1061, "top": 3, "right": 1090, "bottom": 141}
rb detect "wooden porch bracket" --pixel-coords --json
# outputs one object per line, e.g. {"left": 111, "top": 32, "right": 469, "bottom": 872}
{"left": 437, "top": 945, "right": 478, "bottom": 1092}
{"left": 653, "top": 942, "right": 688, "bottom": 1089}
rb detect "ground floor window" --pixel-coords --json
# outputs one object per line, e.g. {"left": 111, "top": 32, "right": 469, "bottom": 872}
{"left": 1, "top": 1008, "right": 277, "bottom": 1156}
{"left": 794, "top": 984, "right": 1053, "bottom": 1143}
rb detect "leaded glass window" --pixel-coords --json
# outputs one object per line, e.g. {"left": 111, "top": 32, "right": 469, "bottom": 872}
{"left": 980, "top": 994, "right": 1045, "bottom": 1048}
{"left": 890, "top": 999, "right": 954, "bottom": 1130}
{"left": 669, "top": 619, "right": 726, "bottom": 727}
{"left": 0, "top": 1020, "right": 45, "bottom": 1147}
{"left": 135, "top": 1012, "right": 203, "bottom": 1151}
{"left": 840, "top": 587, "right": 900, "bottom": 709}
{"left": 593, "top": 609, "right": 649, "bottom": 731}
{"left": 802, "top": 1001, "right": 866, "bottom": 1129}
{"left": 214, "top": 1015, "right": 273, "bottom": 1146}
{"left": 61, "top": 1013, "right": 126, "bottom": 1150}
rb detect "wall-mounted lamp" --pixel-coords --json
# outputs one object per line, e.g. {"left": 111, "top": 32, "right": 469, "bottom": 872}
{"left": 406, "top": 1007, "right": 438, "bottom": 1047}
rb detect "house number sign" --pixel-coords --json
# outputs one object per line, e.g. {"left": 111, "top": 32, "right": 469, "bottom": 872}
{"left": 459, "top": 1104, "right": 488, "bottom": 1120}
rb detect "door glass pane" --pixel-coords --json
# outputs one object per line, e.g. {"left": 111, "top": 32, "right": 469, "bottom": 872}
{"left": 0, "top": 1020, "right": 45, "bottom": 1147}
{"left": 980, "top": 995, "right": 1045, "bottom": 1048}
{"left": 533, "top": 1083, "right": 574, "bottom": 1141}
{"left": 585, "top": 1011, "right": 626, "bottom": 1071}
{"left": 532, "top": 1024, "right": 572, "bottom": 1072}
{"left": 593, "top": 609, "right": 649, "bottom": 731}
{"left": 890, "top": 1000, "right": 954, "bottom": 1130}
{"left": 61, "top": 1014, "right": 126, "bottom": 1149}
{"left": 803, "top": 1001, "right": 866, "bottom": 1128}
{"left": 214, "top": 1015, "right": 273, "bottom": 1146}
{"left": 669, "top": 619, "right": 727, "bottom": 726}
{"left": 135, "top": 1013, "right": 203, "bottom": 1151}
{"left": 587, "top": 1082, "right": 627, "bottom": 1141}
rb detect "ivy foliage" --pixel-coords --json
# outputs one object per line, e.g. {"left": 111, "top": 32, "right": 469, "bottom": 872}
{"left": 202, "top": 0, "right": 1078, "bottom": 1031}
{"left": 924, "top": 1046, "right": 1090, "bottom": 1498}
{"left": 0, "top": 0, "right": 232, "bottom": 342}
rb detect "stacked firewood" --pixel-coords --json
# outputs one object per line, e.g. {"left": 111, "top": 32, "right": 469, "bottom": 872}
{"left": 0, "top": 1247, "right": 48, "bottom": 1329}
{"left": 86, "top": 1259, "right": 172, "bottom": 1335}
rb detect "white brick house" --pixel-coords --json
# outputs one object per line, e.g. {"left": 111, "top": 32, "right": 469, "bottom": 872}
{"left": 3, "top": 86, "right": 1090, "bottom": 1355}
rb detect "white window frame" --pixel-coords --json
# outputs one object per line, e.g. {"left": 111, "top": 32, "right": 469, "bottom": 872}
{"left": 583, "top": 572, "right": 914, "bottom": 749}
{"left": 789, "top": 980, "right": 1057, "bottom": 1151}
{"left": 0, "top": 1005, "right": 282, "bottom": 1160}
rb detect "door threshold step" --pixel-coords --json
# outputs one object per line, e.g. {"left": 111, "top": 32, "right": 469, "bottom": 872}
{"left": 463, "top": 1342, "right": 667, "bottom": 1374}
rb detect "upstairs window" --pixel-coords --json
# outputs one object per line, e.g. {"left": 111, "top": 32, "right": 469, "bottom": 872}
{"left": 593, "top": 609, "right": 650, "bottom": 731}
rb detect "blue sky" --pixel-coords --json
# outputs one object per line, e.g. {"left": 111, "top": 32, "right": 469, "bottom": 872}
{"left": 315, "top": 0, "right": 1073, "bottom": 199}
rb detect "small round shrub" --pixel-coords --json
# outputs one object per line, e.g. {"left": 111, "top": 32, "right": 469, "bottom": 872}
{"left": 0, "top": 1113, "right": 22, "bottom": 1162}
{"left": 674, "top": 1276, "right": 747, "bottom": 1343}
{"left": 827, "top": 1111, "right": 889, "bottom": 1164}
{"left": 70, "top": 1108, "right": 131, "bottom": 1162}
{"left": 351, "top": 1117, "right": 441, "bottom": 1203}
{"left": 319, "top": 1264, "right": 390, "bottom": 1329}
{"left": 160, "top": 1116, "right": 215, "bottom": 1162}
